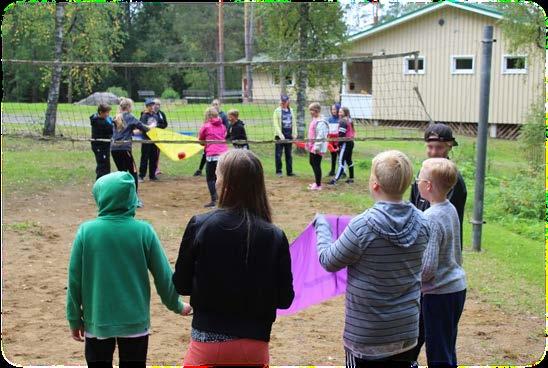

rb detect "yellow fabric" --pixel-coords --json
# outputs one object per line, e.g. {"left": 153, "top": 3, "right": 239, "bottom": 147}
{"left": 146, "top": 128, "right": 203, "bottom": 161}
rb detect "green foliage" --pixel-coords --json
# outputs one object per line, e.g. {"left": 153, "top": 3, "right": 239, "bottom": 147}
{"left": 499, "top": 1, "right": 545, "bottom": 53}
{"left": 161, "top": 87, "right": 180, "bottom": 100}
{"left": 107, "top": 86, "right": 128, "bottom": 98}
{"left": 518, "top": 101, "right": 545, "bottom": 167}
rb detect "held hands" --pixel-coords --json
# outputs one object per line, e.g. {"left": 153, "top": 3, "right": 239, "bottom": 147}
{"left": 70, "top": 326, "right": 84, "bottom": 342}
{"left": 181, "top": 303, "right": 193, "bottom": 316}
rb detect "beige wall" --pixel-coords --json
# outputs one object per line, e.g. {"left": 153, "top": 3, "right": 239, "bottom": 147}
{"left": 246, "top": 69, "right": 340, "bottom": 103}
{"left": 350, "top": 6, "right": 544, "bottom": 125}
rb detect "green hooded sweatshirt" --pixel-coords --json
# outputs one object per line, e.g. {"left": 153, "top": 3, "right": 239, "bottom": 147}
{"left": 66, "top": 171, "right": 183, "bottom": 337}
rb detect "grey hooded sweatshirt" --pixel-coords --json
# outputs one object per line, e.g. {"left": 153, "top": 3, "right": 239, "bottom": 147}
{"left": 315, "top": 201, "right": 430, "bottom": 359}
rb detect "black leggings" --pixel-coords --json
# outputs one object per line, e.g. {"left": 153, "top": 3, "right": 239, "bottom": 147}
{"left": 205, "top": 160, "right": 218, "bottom": 201}
{"left": 197, "top": 152, "right": 207, "bottom": 172}
{"left": 85, "top": 335, "right": 148, "bottom": 367}
{"left": 139, "top": 142, "right": 159, "bottom": 179}
{"left": 112, "top": 150, "right": 139, "bottom": 192}
{"left": 309, "top": 153, "right": 323, "bottom": 186}
{"left": 335, "top": 141, "right": 354, "bottom": 181}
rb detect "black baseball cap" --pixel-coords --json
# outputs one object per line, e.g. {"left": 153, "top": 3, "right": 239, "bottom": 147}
{"left": 424, "top": 123, "right": 458, "bottom": 146}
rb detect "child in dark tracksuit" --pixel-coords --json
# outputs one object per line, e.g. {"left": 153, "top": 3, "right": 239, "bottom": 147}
{"left": 111, "top": 98, "right": 150, "bottom": 208}
{"left": 227, "top": 109, "right": 249, "bottom": 150}
{"left": 90, "top": 103, "right": 113, "bottom": 180}
{"left": 329, "top": 106, "right": 355, "bottom": 185}
{"left": 139, "top": 98, "right": 162, "bottom": 182}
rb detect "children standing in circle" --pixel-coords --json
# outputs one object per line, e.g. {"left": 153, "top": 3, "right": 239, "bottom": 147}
{"left": 198, "top": 107, "right": 228, "bottom": 208}
{"left": 90, "top": 103, "right": 113, "bottom": 180}
{"left": 306, "top": 102, "right": 329, "bottom": 191}
{"left": 138, "top": 98, "right": 160, "bottom": 182}
{"left": 227, "top": 109, "right": 249, "bottom": 150}
{"left": 329, "top": 106, "right": 355, "bottom": 185}
{"left": 173, "top": 149, "right": 294, "bottom": 366}
{"left": 66, "top": 171, "right": 191, "bottom": 367}
{"left": 327, "top": 103, "right": 342, "bottom": 177}
{"left": 111, "top": 98, "right": 150, "bottom": 208}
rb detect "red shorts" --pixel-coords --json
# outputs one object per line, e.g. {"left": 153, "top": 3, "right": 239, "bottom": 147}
{"left": 184, "top": 338, "right": 269, "bottom": 366}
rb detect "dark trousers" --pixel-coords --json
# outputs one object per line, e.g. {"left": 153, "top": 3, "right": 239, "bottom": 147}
{"left": 205, "top": 160, "right": 218, "bottom": 202}
{"left": 111, "top": 150, "right": 139, "bottom": 192}
{"left": 329, "top": 150, "right": 338, "bottom": 175}
{"left": 345, "top": 346, "right": 416, "bottom": 368}
{"left": 85, "top": 335, "right": 148, "bottom": 367}
{"left": 92, "top": 142, "right": 111, "bottom": 180}
{"left": 335, "top": 141, "right": 354, "bottom": 181}
{"left": 309, "top": 153, "right": 323, "bottom": 186}
{"left": 139, "top": 143, "right": 159, "bottom": 179}
{"left": 275, "top": 142, "right": 293, "bottom": 175}
{"left": 409, "top": 290, "right": 466, "bottom": 367}
{"left": 197, "top": 152, "right": 207, "bottom": 172}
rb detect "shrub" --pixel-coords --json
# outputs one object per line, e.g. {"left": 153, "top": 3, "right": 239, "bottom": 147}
{"left": 494, "top": 169, "right": 544, "bottom": 221}
{"left": 519, "top": 101, "right": 545, "bottom": 167}
{"left": 106, "top": 86, "right": 128, "bottom": 98}
{"left": 161, "top": 87, "right": 180, "bottom": 100}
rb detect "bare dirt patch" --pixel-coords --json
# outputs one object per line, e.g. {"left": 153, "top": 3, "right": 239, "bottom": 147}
{"left": 2, "top": 176, "right": 544, "bottom": 366}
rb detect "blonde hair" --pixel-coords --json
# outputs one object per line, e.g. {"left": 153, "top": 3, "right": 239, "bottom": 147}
{"left": 227, "top": 109, "right": 239, "bottom": 118}
{"left": 371, "top": 150, "right": 413, "bottom": 196}
{"left": 204, "top": 106, "right": 219, "bottom": 122}
{"left": 308, "top": 102, "right": 321, "bottom": 113}
{"left": 113, "top": 113, "right": 124, "bottom": 132}
{"left": 421, "top": 158, "right": 458, "bottom": 195}
{"left": 118, "top": 97, "right": 134, "bottom": 113}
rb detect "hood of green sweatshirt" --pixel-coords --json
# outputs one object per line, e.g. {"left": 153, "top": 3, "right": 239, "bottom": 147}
{"left": 93, "top": 171, "right": 137, "bottom": 217}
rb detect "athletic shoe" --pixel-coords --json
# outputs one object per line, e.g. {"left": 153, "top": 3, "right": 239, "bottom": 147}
{"left": 276, "top": 172, "right": 283, "bottom": 177}
{"left": 138, "top": 177, "right": 144, "bottom": 183}
{"left": 204, "top": 201, "right": 216, "bottom": 208}
{"left": 328, "top": 179, "right": 337, "bottom": 185}
{"left": 345, "top": 178, "right": 354, "bottom": 184}
{"left": 287, "top": 173, "right": 297, "bottom": 177}
{"left": 150, "top": 177, "right": 159, "bottom": 182}
{"left": 193, "top": 170, "right": 202, "bottom": 177}
{"left": 308, "top": 183, "right": 322, "bottom": 191}
{"left": 156, "top": 170, "right": 162, "bottom": 176}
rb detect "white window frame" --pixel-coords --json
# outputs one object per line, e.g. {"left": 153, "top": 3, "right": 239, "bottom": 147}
{"left": 451, "top": 55, "right": 475, "bottom": 74}
{"left": 403, "top": 56, "right": 425, "bottom": 75}
{"left": 271, "top": 72, "right": 295, "bottom": 86}
{"left": 501, "top": 55, "right": 527, "bottom": 74}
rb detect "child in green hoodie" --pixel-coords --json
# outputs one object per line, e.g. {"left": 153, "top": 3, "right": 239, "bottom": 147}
{"left": 66, "top": 171, "right": 191, "bottom": 366}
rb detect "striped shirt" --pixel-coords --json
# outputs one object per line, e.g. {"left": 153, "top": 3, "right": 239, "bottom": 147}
{"left": 315, "top": 201, "right": 429, "bottom": 359}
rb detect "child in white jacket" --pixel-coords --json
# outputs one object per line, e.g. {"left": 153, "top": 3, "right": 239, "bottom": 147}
{"left": 306, "top": 102, "right": 329, "bottom": 190}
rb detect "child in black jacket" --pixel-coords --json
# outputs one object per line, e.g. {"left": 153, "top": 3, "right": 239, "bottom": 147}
{"left": 90, "top": 103, "right": 113, "bottom": 180}
{"left": 227, "top": 109, "right": 249, "bottom": 150}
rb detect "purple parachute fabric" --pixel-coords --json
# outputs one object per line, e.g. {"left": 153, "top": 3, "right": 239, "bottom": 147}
{"left": 277, "top": 215, "right": 353, "bottom": 316}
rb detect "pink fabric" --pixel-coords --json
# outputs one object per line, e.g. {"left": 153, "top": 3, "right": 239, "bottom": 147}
{"left": 346, "top": 118, "right": 355, "bottom": 139}
{"left": 305, "top": 118, "right": 318, "bottom": 153}
{"left": 198, "top": 118, "right": 228, "bottom": 157}
{"left": 277, "top": 215, "right": 352, "bottom": 316}
{"left": 184, "top": 339, "right": 269, "bottom": 366}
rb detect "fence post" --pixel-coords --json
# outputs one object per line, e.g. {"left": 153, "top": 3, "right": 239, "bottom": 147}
{"left": 472, "top": 25, "right": 494, "bottom": 252}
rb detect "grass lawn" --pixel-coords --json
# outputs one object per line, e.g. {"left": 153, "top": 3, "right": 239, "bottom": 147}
{"left": 2, "top": 132, "right": 544, "bottom": 317}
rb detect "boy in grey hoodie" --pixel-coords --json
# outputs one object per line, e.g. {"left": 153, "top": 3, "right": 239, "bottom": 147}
{"left": 314, "top": 150, "right": 430, "bottom": 367}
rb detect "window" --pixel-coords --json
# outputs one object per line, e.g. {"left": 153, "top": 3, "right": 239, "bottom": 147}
{"left": 404, "top": 56, "right": 425, "bottom": 75}
{"left": 272, "top": 73, "right": 294, "bottom": 86}
{"left": 451, "top": 55, "right": 474, "bottom": 74}
{"left": 502, "top": 55, "right": 527, "bottom": 74}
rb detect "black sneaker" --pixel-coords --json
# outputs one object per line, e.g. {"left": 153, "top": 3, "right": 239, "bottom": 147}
{"left": 287, "top": 173, "right": 297, "bottom": 177}
{"left": 204, "top": 201, "right": 216, "bottom": 208}
{"left": 193, "top": 170, "right": 202, "bottom": 177}
{"left": 150, "top": 177, "right": 159, "bottom": 181}
{"left": 328, "top": 179, "right": 337, "bottom": 185}
{"left": 345, "top": 178, "right": 354, "bottom": 184}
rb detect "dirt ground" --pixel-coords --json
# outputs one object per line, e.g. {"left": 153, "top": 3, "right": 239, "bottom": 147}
{"left": 2, "top": 175, "right": 544, "bottom": 366}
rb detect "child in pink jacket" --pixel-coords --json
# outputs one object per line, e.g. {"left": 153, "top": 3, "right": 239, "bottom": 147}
{"left": 198, "top": 107, "right": 228, "bottom": 208}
